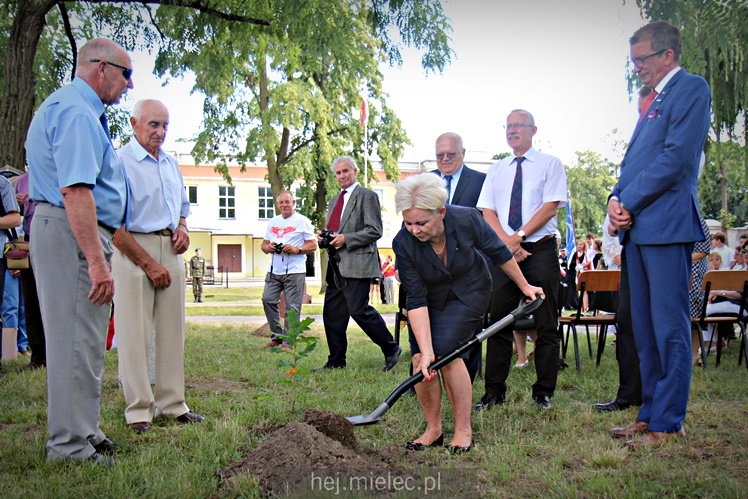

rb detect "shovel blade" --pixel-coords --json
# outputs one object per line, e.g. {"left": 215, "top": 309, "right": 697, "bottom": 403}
{"left": 346, "top": 414, "right": 381, "bottom": 426}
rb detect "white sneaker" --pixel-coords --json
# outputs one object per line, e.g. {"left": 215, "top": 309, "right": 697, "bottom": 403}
{"left": 513, "top": 360, "right": 529, "bottom": 369}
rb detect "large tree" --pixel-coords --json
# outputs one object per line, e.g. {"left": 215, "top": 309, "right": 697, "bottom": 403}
{"left": 0, "top": 0, "right": 271, "bottom": 170}
{"left": 561, "top": 150, "right": 619, "bottom": 238}
{"left": 152, "top": 0, "right": 451, "bottom": 225}
{"left": 0, "top": 0, "right": 451, "bottom": 202}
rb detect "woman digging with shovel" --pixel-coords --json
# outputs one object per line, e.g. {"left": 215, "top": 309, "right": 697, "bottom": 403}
{"left": 393, "top": 174, "right": 542, "bottom": 454}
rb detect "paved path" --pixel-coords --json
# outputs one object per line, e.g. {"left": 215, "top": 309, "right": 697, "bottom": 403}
{"left": 186, "top": 313, "right": 398, "bottom": 326}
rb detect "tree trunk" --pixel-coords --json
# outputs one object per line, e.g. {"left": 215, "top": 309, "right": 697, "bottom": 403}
{"left": 0, "top": 0, "right": 57, "bottom": 169}
{"left": 717, "top": 137, "right": 728, "bottom": 230}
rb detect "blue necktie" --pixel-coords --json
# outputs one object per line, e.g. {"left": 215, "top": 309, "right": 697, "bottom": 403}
{"left": 99, "top": 113, "right": 111, "bottom": 141}
{"left": 507, "top": 156, "right": 525, "bottom": 231}
{"left": 444, "top": 175, "right": 453, "bottom": 204}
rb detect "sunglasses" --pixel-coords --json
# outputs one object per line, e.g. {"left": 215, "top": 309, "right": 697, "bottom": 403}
{"left": 90, "top": 59, "right": 133, "bottom": 80}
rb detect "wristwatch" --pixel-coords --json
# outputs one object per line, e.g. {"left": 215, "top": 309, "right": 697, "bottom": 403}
{"left": 517, "top": 230, "right": 527, "bottom": 241}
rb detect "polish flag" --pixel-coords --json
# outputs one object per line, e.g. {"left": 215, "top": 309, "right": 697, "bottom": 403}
{"left": 360, "top": 99, "right": 367, "bottom": 127}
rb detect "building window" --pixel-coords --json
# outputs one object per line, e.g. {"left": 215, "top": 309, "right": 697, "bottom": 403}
{"left": 258, "top": 187, "right": 275, "bottom": 219}
{"left": 373, "top": 189, "right": 383, "bottom": 205}
{"left": 219, "top": 186, "right": 235, "bottom": 219}
{"left": 186, "top": 185, "right": 197, "bottom": 204}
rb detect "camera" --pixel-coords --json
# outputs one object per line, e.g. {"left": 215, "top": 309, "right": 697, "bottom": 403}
{"left": 273, "top": 242, "right": 284, "bottom": 254}
{"left": 319, "top": 230, "right": 334, "bottom": 249}
{"left": 319, "top": 229, "right": 338, "bottom": 257}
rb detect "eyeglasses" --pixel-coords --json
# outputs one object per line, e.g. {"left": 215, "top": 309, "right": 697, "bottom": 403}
{"left": 631, "top": 49, "right": 667, "bottom": 69}
{"left": 91, "top": 59, "right": 133, "bottom": 80}
{"left": 504, "top": 123, "right": 533, "bottom": 130}
{"left": 436, "top": 152, "right": 458, "bottom": 161}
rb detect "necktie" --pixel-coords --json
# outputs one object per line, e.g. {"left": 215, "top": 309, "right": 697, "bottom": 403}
{"left": 638, "top": 90, "right": 658, "bottom": 122}
{"left": 507, "top": 156, "right": 525, "bottom": 231}
{"left": 327, "top": 189, "right": 347, "bottom": 232}
{"left": 100, "top": 112, "right": 111, "bottom": 141}
{"left": 444, "top": 175, "right": 453, "bottom": 204}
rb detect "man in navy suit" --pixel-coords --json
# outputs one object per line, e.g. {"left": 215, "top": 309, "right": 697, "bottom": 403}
{"left": 608, "top": 21, "right": 710, "bottom": 447}
{"left": 432, "top": 132, "right": 486, "bottom": 382}
{"left": 432, "top": 133, "right": 486, "bottom": 207}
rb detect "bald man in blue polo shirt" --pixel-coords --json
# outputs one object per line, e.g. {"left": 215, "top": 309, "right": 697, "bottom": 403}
{"left": 26, "top": 38, "right": 132, "bottom": 466}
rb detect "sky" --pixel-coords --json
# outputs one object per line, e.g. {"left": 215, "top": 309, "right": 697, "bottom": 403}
{"left": 122, "top": 0, "right": 646, "bottom": 166}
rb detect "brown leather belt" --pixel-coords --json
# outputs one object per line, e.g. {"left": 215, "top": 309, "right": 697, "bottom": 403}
{"left": 520, "top": 235, "right": 554, "bottom": 250}
{"left": 150, "top": 228, "right": 172, "bottom": 236}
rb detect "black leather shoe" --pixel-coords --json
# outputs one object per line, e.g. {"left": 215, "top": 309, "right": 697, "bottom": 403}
{"left": 88, "top": 452, "right": 115, "bottom": 467}
{"left": 176, "top": 411, "right": 205, "bottom": 424}
{"left": 383, "top": 345, "right": 402, "bottom": 372}
{"left": 405, "top": 434, "right": 444, "bottom": 451}
{"left": 445, "top": 443, "right": 472, "bottom": 454}
{"left": 312, "top": 363, "right": 345, "bottom": 372}
{"left": 595, "top": 399, "right": 640, "bottom": 412}
{"left": 474, "top": 393, "right": 504, "bottom": 410}
{"left": 93, "top": 438, "right": 118, "bottom": 455}
{"left": 534, "top": 395, "right": 553, "bottom": 410}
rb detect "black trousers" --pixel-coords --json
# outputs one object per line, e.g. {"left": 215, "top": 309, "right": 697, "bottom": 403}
{"left": 484, "top": 239, "right": 560, "bottom": 399}
{"left": 614, "top": 249, "right": 642, "bottom": 403}
{"left": 20, "top": 264, "right": 46, "bottom": 366}
{"left": 322, "top": 268, "right": 398, "bottom": 367}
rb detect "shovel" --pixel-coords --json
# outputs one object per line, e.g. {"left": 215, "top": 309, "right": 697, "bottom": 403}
{"left": 347, "top": 295, "right": 544, "bottom": 425}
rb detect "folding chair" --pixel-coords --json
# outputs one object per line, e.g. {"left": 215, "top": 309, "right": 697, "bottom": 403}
{"left": 693, "top": 270, "right": 748, "bottom": 369}
{"left": 558, "top": 270, "right": 620, "bottom": 371}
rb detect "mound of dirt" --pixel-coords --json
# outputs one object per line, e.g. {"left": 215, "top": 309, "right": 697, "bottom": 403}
{"left": 218, "top": 410, "right": 473, "bottom": 497}
{"left": 302, "top": 409, "right": 358, "bottom": 451}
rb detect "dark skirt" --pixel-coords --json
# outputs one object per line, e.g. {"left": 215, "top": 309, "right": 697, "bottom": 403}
{"left": 409, "top": 298, "right": 486, "bottom": 359}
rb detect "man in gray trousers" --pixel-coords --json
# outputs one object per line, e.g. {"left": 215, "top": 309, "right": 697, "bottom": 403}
{"left": 26, "top": 38, "right": 132, "bottom": 466}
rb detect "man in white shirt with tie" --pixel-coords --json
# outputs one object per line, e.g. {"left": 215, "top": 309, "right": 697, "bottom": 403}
{"left": 475, "top": 109, "right": 567, "bottom": 411}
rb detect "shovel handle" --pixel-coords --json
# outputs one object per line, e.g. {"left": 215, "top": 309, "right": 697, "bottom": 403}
{"left": 382, "top": 294, "right": 544, "bottom": 406}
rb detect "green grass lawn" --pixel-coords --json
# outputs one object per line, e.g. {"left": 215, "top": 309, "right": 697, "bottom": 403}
{"left": 1, "top": 319, "right": 747, "bottom": 497}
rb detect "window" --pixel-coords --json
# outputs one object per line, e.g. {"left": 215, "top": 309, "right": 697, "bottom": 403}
{"left": 373, "top": 189, "right": 383, "bottom": 205}
{"left": 258, "top": 187, "right": 275, "bottom": 219}
{"left": 219, "top": 186, "right": 235, "bottom": 219}
{"left": 186, "top": 185, "right": 197, "bottom": 204}
{"left": 295, "top": 187, "right": 308, "bottom": 210}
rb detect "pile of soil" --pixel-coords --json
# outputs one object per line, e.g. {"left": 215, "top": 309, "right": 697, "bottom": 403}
{"left": 219, "top": 410, "right": 473, "bottom": 497}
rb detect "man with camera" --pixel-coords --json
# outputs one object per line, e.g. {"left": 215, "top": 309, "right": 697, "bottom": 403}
{"left": 317, "top": 156, "right": 401, "bottom": 371}
{"left": 261, "top": 191, "right": 317, "bottom": 349}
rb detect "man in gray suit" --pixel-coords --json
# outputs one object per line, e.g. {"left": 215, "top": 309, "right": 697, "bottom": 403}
{"left": 317, "top": 156, "right": 402, "bottom": 371}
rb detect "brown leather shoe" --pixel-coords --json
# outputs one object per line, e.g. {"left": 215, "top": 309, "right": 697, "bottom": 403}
{"left": 128, "top": 421, "right": 151, "bottom": 434}
{"left": 624, "top": 429, "right": 686, "bottom": 448}
{"left": 609, "top": 419, "right": 648, "bottom": 439}
{"left": 265, "top": 339, "right": 282, "bottom": 348}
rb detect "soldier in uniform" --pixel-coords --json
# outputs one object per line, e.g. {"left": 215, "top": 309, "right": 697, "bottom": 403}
{"left": 190, "top": 248, "right": 205, "bottom": 302}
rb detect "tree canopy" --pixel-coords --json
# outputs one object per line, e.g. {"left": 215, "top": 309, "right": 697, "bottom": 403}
{"left": 560, "top": 150, "right": 620, "bottom": 239}
{"left": 0, "top": 0, "right": 453, "bottom": 226}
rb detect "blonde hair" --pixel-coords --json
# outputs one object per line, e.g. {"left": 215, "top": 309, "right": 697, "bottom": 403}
{"left": 395, "top": 173, "right": 448, "bottom": 214}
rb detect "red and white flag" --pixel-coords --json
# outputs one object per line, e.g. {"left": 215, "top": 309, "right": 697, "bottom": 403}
{"left": 360, "top": 99, "right": 368, "bottom": 127}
